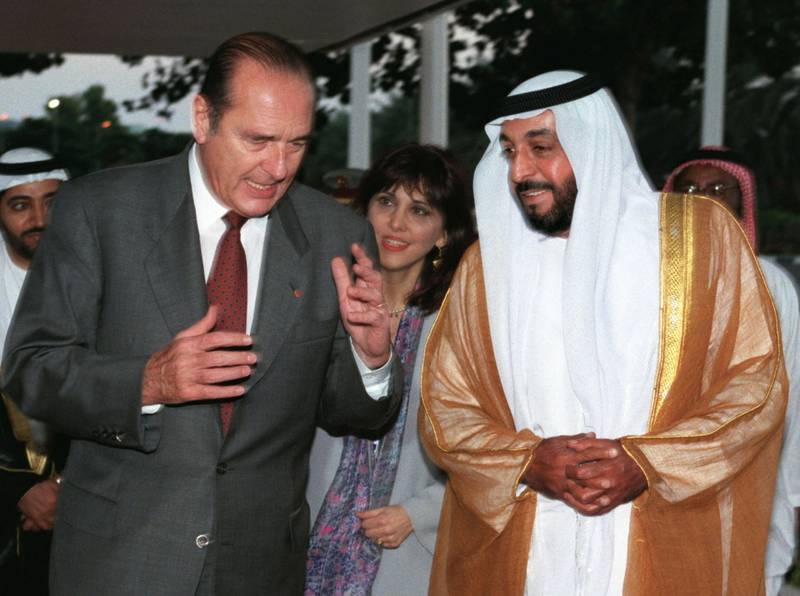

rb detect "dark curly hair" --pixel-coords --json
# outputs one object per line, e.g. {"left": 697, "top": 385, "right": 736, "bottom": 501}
{"left": 351, "top": 144, "right": 476, "bottom": 315}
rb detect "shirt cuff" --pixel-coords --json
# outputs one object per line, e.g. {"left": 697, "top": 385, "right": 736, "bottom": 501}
{"left": 350, "top": 338, "right": 394, "bottom": 400}
{"left": 141, "top": 404, "right": 164, "bottom": 414}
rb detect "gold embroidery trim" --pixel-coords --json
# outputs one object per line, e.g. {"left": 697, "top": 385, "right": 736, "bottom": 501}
{"left": 634, "top": 194, "right": 781, "bottom": 442}
{"left": 648, "top": 193, "right": 692, "bottom": 428}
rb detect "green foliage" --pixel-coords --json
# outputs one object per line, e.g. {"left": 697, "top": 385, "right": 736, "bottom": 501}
{"left": 0, "top": 85, "right": 191, "bottom": 177}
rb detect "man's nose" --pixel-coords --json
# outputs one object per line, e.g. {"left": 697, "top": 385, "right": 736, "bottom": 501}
{"left": 261, "top": 145, "right": 288, "bottom": 181}
{"left": 31, "top": 201, "right": 48, "bottom": 228}
{"left": 510, "top": 152, "right": 538, "bottom": 185}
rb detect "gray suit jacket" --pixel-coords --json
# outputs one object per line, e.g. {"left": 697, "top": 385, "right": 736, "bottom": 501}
{"left": 308, "top": 314, "right": 445, "bottom": 595}
{"left": 1, "top": 149, "right": 401, "bottom": 595}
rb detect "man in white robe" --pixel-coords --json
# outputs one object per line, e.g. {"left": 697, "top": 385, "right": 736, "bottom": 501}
{"left": 419, "top": 72, "right": 787, "bottom": 596}
{"left": 0, "top": 147, "right": 68, "bottom": 593}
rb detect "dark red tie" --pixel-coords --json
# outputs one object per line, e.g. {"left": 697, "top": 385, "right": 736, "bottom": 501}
{"left": 206, "top": 211, "right": 247, "bottom": 435}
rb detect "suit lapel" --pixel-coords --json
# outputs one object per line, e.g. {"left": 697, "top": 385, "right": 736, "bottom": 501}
{"left": 245, "top": 191, "right": 309, "bottom": 390}
{"left": 144, "top": 153, "right": 208, "bottom": 338}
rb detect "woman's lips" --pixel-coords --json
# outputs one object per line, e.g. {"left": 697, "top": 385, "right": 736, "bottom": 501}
{"left": 381, "top": 237, "right": 409, "bottom": 252}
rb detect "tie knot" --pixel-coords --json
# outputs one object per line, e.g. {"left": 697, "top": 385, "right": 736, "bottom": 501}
{"left": 224, "top": 211, "right": 247, "bottom": 231}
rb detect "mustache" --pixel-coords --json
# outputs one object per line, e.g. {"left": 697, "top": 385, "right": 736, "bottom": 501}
{"left": 515, "top": 180, "right": 555, "bottom": 195}
{"left": 22, "top": 227, "right": 46, "bottom": 238}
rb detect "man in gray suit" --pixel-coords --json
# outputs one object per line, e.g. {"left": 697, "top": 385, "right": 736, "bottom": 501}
{"left": 1, "top": 32, "right": 400, "bottom": 595}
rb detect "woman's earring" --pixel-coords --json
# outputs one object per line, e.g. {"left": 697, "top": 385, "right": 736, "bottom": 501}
{"left": 432, "top": 246, "right": 444, "bottom": 270}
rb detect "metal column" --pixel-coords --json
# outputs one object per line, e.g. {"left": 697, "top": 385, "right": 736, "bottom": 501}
{"left": 701, "top": 0, "right": 729, "bottom": 146}
{"left": 348, "top": 41, "right": 372, "bottom": 168}
{"left": 419, "top": 12, "right": 449, "bottom": 147}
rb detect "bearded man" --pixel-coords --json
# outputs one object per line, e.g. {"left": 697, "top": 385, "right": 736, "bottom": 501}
{"left": 419, "top": 72, "right": 787, "bottom": 595}
{"left": 0, "top": 147, "right": 69, "bottom": 594}
{"left": 666, "top": 147, "right": 799, "bottom": 596}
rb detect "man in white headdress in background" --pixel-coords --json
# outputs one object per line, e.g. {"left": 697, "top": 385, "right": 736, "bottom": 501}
{"left": 419, "top": 72, "right": 787, "bottom": 595}
{"left": 0, "top": 147, "right": 68, "bottom": 594}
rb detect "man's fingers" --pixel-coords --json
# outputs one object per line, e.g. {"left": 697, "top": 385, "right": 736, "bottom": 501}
{"left": 200, "top": 348, "right": 258, "bottom": 369}
{"left": 343, "top": 306, "right": 385, "bottom": 325}
{"left": 331, "top": 256, "right": 353, "bottom": 304}
{"left": 352, "top": 261, "right": 381, "bottom": 285}
{"left": 197, "top": 365, "right": 253, "bottom": 385}
{"left": 566, "top": 460, "right": 616, "bottom": 483}
{"left": 176, "top": 305, "right": 218, "bottom": 339}
{"left": 346, "top": 285, "right": 383, "bottom": 306}
{"left": 569, "top": 444, "right": 620, "bottom": 462}
{"left": 186, "top": 383, "right": 247, "bottom": 401}
{"left": 564, "top": 432, "right": 596, "bottom": 451}
{"left": 195, "top": 331, "right": 253, "bottom": 352}
{"left": 565, "top": 478, "right": 607, "bottom": 503}
{"left": 563, "top": 491, "right": 609, "bottom": 516}
{"left": 350, "top": 243, "right": 375, "bottom": 270}
{"left": 566, "top": 437, "right": 605, "bottom": 450}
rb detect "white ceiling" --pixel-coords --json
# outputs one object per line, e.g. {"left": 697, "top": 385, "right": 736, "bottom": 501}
{"left": 2, "top": 0, "right": 462, "bottom": 57}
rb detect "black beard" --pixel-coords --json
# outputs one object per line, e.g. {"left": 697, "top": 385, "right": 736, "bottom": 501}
{"left": 515, "top": 177, "right": 578, "bottom": 235}
{"left": 2, "top": 226, "right": 43, "bottom": 262}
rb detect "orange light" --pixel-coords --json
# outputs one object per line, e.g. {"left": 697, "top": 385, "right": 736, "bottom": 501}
{"left": 101, "top": 120, "right": 112, "bottom": 129}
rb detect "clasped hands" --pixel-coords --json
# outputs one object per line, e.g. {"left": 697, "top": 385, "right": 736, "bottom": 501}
{"left": 523, "top": 433, "right": 647, "bottom": 516}
{"left": 142, "top": 243, "right": 390, "bottom": 406}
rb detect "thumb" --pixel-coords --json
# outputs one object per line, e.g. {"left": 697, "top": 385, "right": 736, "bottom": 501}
{"left": 176, "top": 305, "right": 218, "bottom": 339}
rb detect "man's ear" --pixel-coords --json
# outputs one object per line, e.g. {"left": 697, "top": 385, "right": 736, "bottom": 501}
{"left": 192, "top": 94, "right": 212, "bottom": 144}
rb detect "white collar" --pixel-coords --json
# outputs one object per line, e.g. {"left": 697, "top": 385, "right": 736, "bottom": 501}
{"left": 188, "top": 144, "right": 229, "bottom": 230}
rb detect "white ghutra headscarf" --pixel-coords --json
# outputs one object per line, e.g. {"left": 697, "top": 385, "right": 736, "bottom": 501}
{"left": 474, "top": 71, "right": 661, "bottom": 595}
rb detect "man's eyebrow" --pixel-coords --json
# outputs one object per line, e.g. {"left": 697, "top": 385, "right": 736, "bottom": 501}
{"left": 243, "top": 132, "right": 312, "bottom": 144}
{"left": 499, "top": 128, "right": 555, "bottom": 144}
{"left": 524, "top": 128, "right": 555, "bottom": 139}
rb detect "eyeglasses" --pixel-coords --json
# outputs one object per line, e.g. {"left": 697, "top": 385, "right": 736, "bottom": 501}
{"left": 675, "top": 183, "right": 739, "bottom": 198}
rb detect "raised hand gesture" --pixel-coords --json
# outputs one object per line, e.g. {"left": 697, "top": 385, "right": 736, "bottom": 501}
{"left": 331, "top": 243, "right": 391, "bottom": 369}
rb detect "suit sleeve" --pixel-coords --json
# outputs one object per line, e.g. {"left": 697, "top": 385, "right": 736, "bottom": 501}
{"left": 316, "top": 221, "right": 403, "bottom": 434}
{"left": 1, "top": 184, "right": 159, "bottom": 452}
